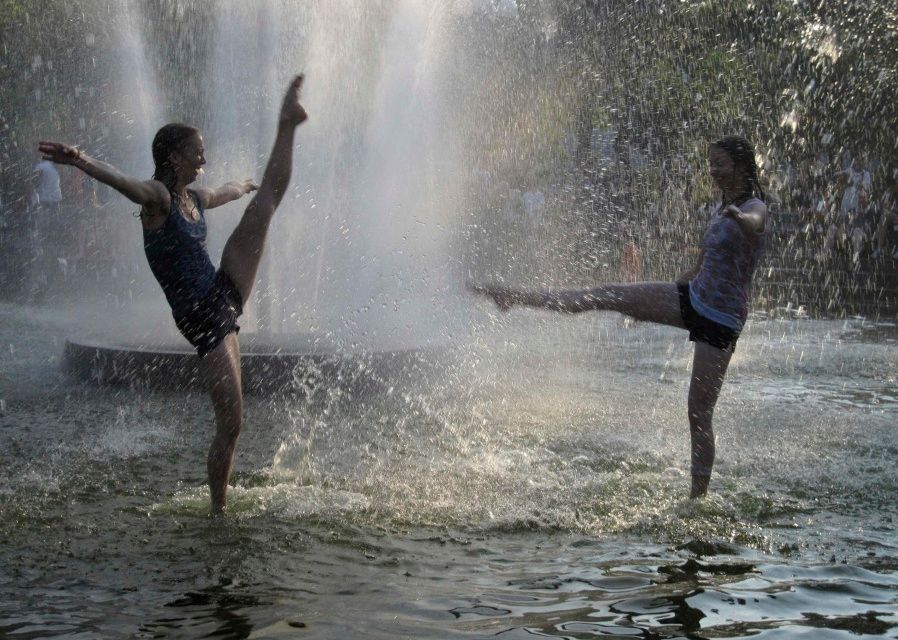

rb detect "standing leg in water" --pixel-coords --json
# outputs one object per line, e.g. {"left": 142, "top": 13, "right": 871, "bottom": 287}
{"left": 472, "top": 281, "right": 736, "bottom": 498}
{"left": 687, "top": 341, "right": 733, "bottom": 498}
{"left": 203, "top": 332, "right": 242, "bottom": 512}
{"left": 203, "top": 76, "right": 308, "bottom": 513}
{"left": 546, "top": 283, "right": 732, "bottom": 497}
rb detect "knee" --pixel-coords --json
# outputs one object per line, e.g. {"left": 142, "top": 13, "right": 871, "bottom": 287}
{"left": 223, "top": 407, "right": 243, "bottom": 436}
{"left": 687, "top": 400, "right": 713, "bottom": 430}
{"left": 213, "top": 400, "right": 243, "bottom": 439}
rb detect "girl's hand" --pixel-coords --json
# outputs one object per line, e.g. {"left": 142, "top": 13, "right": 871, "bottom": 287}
{"left": 723, "top": 204, "right": 743, "bottom": 219}
{"left": 38, "top": 141, "right": 81, "bottom": 165}
{"left": 725, "top": 201, "right": 767, "bottom": 234}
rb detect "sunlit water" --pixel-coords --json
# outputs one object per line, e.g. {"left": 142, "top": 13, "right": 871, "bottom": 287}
{"left": 1, "top": 302, "right": 896, "bottom": 638}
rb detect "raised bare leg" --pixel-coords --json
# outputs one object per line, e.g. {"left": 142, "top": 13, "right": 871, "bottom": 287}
{"left": 687, "top": 340, "right": 733, "bottom": 498}
{"left": 202, "top": 332, "right": 243, "bottom": 514}
{"left": 569, "top": 282, "right": 685, "bottom": 327}
{"left": 219, "top": 75, "right": 308, "bottom": 302}
{"left": 474, "top": 281, "right": 686, "bottom": 329}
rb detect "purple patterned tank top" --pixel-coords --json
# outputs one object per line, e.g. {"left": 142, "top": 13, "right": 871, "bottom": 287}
{"left": 688, "top": 198, "right": 770, "bottom": 331}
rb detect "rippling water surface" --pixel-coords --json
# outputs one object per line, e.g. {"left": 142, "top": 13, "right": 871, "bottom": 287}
{"left": 1, "top": 302, "right": 896, "bottom": 638}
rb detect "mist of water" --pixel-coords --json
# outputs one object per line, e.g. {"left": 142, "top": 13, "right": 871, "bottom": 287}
{"left": 92, "top": 0, "right": 480, "bottom": 350}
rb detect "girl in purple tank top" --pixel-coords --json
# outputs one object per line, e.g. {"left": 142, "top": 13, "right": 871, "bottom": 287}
{"left": 472, "top": 136, "right": 769, "bottom": 499}
{"left": 38, "top": 76, "right": 309, "bottom": 514}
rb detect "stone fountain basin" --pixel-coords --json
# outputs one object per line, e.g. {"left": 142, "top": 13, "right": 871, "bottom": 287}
{"left": 63, "top": 333, "right": 444, "bottom": 396}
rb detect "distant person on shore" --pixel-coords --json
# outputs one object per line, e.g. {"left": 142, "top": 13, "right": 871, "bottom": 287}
{"left": 34, "top": 156, "right": 63, "bottom": 214}
{"left": 850, "top": 188, "right": 877, "bottom": 263}
{"left": 60, "top": 165, "right": 100, "bottom": 268}
{"left": 873, "top": 191, "right": 898, "bottom": 260}
{"left": 33, "top": 155, "right": 65, "bottom": 291}
{"left": 38, "top": 76, "right": 309, "bottom": 514}
{"left": 471, "top": 136, "right": 770, "bottom": 498}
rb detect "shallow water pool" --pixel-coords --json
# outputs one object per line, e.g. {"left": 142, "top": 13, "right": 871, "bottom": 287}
{"left": 1, "top": 303, "right": 896, "bottom": 638}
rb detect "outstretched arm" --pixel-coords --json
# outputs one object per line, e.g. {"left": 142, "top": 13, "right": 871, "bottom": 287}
{"left": 724, "top": 200, "right": 768, "bottom": 235}
{"left": 37, "top": 142, "right": 167, "bottom": 208}
{"left": 193, "top": 179, "right": 259, "bottom": 210}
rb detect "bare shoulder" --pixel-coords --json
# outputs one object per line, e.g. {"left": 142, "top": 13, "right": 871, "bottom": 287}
{"left": 741, "top": 199, "right": 768, "bottom": 235}
{"left": 190, "top": 185, "right": 214, "bottom": 209}
{"left": 139, "top": 181, "right": 172, "bottom": 225}
{"left": 742, "top": 199, "right": 768, "bottom": 216}
{"left": 141, "top": 179, "right": 171, "bottom": 206}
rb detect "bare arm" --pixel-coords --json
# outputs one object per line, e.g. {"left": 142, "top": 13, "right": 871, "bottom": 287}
{"left": 193, "top": 179, "right": 259, "bottom": 210}
{"left": 724, "top": 200, "right": 768, "bottom": 235}
{"left": 37, "top": 141, "right": 167, "bottom": 208}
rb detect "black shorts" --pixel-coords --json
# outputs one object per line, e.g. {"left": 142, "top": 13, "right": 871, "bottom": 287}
{"left": 677, "top": 282, "right": 739, "bottom": 351}
{"left": 174, "top": 271, "right": 243, "bottom": 358}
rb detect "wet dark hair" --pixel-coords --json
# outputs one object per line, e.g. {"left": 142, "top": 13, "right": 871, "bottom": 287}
{"left": 711, "top": 135, "right": 765, "bottom": 204}
{"left": 151, "top": 123, "right": 200, "bottom": 191}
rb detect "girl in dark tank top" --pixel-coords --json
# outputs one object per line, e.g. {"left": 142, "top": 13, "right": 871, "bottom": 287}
{"left": 38, "top": 76, "right": 309, "bottom": 514}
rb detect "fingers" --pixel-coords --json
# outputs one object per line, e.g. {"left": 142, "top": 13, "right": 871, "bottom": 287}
{"left": 37, "top": 141, "right": 75, "bottom": 164}
{"left": 37, "top": 141, "right": 76, "bottom": 160}
{"left": 38, "top": 142, "right": 61, "bottom": 155}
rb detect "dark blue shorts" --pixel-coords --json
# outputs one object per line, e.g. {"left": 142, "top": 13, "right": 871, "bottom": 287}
{"left": 677, "top": 282, "right": 739, "bottom": 351}
{"left": 174, "top": 271, "right": 243, "bottom": 358}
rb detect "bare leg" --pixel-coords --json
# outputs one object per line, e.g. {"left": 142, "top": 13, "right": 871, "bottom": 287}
{"left": 687, "top": 340, "right": 733, "bottom": 498}
{"left": 477, "top": 281, "right": 686, "bottom": 328}
{"left": 219, "top": 191, "right": 281, "bottom": 303}
{"left": 220, "top": 75, "right": 307, "bottom": 302}
{"left": 202, "top": 332, "right": 243, "bottom": 514}
{"left": 582, "top": 281, "right": 685, "bottom": 328}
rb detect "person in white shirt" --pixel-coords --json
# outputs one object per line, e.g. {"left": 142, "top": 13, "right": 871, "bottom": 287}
{"left": 34, "top": 159, "right": 63, "bottom": 212}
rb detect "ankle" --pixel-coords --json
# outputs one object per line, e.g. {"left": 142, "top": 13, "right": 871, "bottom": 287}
{"left": 690, "top": 474, "right": 711, "bottom": 498}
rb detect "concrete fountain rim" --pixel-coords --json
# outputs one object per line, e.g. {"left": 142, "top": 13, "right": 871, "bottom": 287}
{"left": 64, "top": 332, "right": 447, "bottom": 357}
{"left": 63, "top": 333, "right": 448, "bottom": 394}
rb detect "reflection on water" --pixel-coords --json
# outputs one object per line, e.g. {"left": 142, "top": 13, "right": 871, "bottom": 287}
{"left": 142, "top": 582, "right": 259, "bottom": 640}
{"left": 0, "top": 304, "right": 896, "bottom": 638}
{"left": 757, "top": 379, "right": 898, "bottom": 410}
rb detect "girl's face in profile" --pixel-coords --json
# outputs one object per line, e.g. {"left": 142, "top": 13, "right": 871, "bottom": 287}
{"left": 708, "top": 145, "right": 746, "bottom": 196}
{"left": 171, "top": 134, "right": 206, "bottom": 183}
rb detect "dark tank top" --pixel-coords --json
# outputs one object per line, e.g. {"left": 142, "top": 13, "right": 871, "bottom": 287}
{"left": 143, "top": 190, "right": 217, "bottom": 318}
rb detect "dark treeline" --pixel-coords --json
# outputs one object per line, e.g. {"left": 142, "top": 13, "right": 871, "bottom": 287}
{"left": 457, "top": 0, "right": 897, "bottom": 202}
{"left": 4, "top": 0, "right": 896, "bottom": 201}
{"left": 453, "top": 0, "right": 897, "bottom": 312}
{"left": 2, "top": 0, "right": 896, "bottom": 311}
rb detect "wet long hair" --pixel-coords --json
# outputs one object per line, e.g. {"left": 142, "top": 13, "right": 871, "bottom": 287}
{"left": 711, "top": 135, "right": 765, "bottom": 204}
{"left": 151, "top": 123, "right": 200, "bottom": 192}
